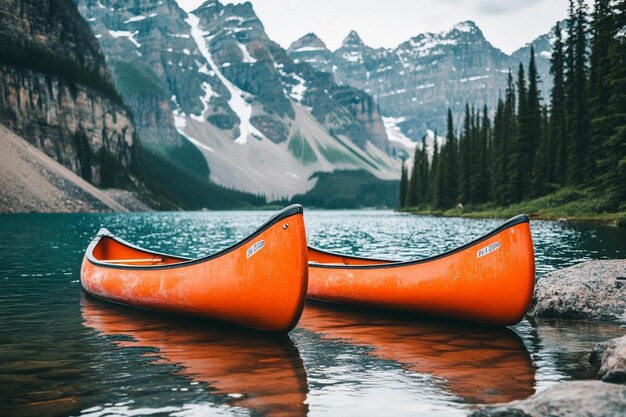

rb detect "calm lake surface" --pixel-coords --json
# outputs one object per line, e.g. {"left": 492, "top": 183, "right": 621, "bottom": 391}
{"left": 1, "top": 210, "right": 625, "bottom": 417}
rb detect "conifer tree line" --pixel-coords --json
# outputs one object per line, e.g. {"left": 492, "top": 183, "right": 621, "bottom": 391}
{"left": 399, "top": 0, "right": 625, "bottom": 211}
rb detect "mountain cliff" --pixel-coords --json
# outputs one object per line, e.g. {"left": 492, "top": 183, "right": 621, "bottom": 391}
{"left": 76, "top": 0, "right": 399, "bottom": 198}
{"left": 0, "top": 0, "right": 140, "bottom": 188}
{"left": 288, "top": 21, "right": 554, "bottom": 141}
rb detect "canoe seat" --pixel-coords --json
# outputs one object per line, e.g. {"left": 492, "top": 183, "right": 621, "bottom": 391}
{"left": 100, "top": 258, "right": 163, "bottom": 264}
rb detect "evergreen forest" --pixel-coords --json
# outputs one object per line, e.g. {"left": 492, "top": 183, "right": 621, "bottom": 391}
{"left": 399, "top": 0, "right": 625, "bottom": 220}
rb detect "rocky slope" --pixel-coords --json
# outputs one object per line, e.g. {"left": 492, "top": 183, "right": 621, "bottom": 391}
{"left": 0, "top": 124, "right": 147, "bottom": 212}
{"left": 76, "top": 0, "right": 400, "bottom": 197}
{"left": 288, "top": 21, "right": 555, "bottom": 141}
{"left": 0, "top": 0, "right": 140, "bottom": 187}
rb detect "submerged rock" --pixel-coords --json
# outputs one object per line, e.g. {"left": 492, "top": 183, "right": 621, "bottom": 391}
{"left": 469, "top": 381, "right": 626, "bottom": 417}
{"left": 528, "top": 260, "right": 626, "bottom": 321}
{"left": 590, "top": 335, "right": 626, "bottom": 383}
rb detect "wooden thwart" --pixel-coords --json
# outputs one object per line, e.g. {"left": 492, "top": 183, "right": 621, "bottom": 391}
{"left": 100, "top": 258, "right": 163, "bottom": 264}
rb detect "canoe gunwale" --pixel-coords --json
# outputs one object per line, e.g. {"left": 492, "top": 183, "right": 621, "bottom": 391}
{"left": 85, "top": 204, "right": 304, "bottom": 270}
{"left": 308, "top": 214, "right": 530, "bottom": 270}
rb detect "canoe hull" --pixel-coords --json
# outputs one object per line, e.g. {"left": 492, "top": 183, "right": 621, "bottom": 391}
{"left": 81, "top": 206, "right": 308, "bottom": 332}
{"left": 308, "top": 217, "right": 535, "bottom": 325}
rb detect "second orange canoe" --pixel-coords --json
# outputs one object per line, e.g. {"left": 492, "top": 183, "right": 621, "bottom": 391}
{"left": 80, "top": 205, "right": 308, "bottom": 332}
{"left": 307, "top": 215, "right": 535, "bottom": 325}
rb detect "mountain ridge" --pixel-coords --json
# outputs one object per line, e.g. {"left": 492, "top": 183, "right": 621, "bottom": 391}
{"left": 288, "top": 19, "right": 556, "bottom": 141}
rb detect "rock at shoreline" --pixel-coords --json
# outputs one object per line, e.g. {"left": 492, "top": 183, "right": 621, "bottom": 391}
{"left": 528, "top": 260, "right": 626, "bottom": 321}
{"left": 590, "top": 336, "right": 626, "bottom": 383}
{"left": 469, "top": 381, "right": 626, "bottom": 417}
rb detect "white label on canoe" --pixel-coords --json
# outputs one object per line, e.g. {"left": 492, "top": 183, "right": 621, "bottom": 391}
{"left": 477, "top": 242, "right": 500, "bottom": 258}
{"left": 246, "top": 240, "right": 265, "bottom": 258}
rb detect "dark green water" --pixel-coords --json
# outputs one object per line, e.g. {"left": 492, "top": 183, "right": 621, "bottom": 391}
{"left": 1, "top": 210, "right": 624, "bottom": 417}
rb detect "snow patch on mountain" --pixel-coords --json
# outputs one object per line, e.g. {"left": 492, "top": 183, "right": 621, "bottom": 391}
{"left": 171, "top": 96, "right": 215, "bottom": 153}
{"left": 190, "top": 81, "right": 218, "bottom": 122}
{"left": 123, "top": 14, "right": 156, "bottom": 24}
{"left": 293, "top": 46, "right": 326, "bottom": 53}
{"left": 167, "top": 33, "right": 191, "bottom": 39}
{"left": 289, "top": 73, "right": 307, "bottom": 102}
{"left": 383, "top": 117, "right": 416, "bottom": 149}
{"left": 452, "top": 21, "right": 478, "bottom": 33}
{"left": 404, "top": 35, "right": 458, "bottom": 58}
{"left": 459, "top": 75, "right": 489, "bottom": 83}
{"left": 343, "top": 51, "right": 363, "bottom": 63}
{"left": 108, "top": 30, "right": 141, "bottom": 48}
{"left": 236, "top": 42, "right": 256, "bottom": 63}
{"left": 183, "top": 10, "right": 265, "bottom": 145}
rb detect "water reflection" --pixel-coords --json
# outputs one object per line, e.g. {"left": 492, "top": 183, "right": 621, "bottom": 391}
{"left": 2, "top": 211, "right": 626, "bottom": 417}
{"left": 299, "top": 302, "right": 535, "bottom": 404}
{"left": 80, "top": 296, "right": 309, "bottom": 417}
{"left": 528, "top": 318, "right": 626, "bottom": 386}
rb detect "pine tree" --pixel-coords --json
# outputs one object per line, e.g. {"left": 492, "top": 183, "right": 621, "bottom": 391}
{"left": 406, "top": 146, "right": 420, "bottom": 207}
{"left": 468, "top": 106, "right": 480, "bottom": 204}
{"left": 399, "top": 161, "right": 408, "bottom": 207}
{"left": 478, "top": 105, "right": 491, "bottom": 203}
{"left": 502, "top": 71, "right": 517, "bottom": 205}
{"left": 599, "top": 0, "right": 626, "bottom": 209}
{"left": 429, "top": 134, "right": 441, "bottom": 207}
{"left": 442, "top": 108, "right": 459, "bottom": 207}
{"left": 564, "top": 0, "right": 577, "bottom": 185}
{"left": 490, "top": 98, "right": 506, "bottom": 204}
{"left": 418, "top": 137, "right": 430, "bottom": 204}
{"left": 527, "top": 46, "right": 543, "bottom": 197}
{"left": 565, "top": 0, "right": 590, "bottom": 184}
{"left": 508, "top": 63, "right": 527, "bottom": 203}
{"left": 468, "top": 106, "right": 490, "bottom": 204}
{"left": 589, "top": 0, "right": 615, "bottom": 184}
{"left": 458, "top": 104, "right": 471, "bottom": 204}
{"left": 550, "top": 21, "right": 567, "bottom": 184}
{"left": 532, "top": 105, "right": 552, "bottom": 196}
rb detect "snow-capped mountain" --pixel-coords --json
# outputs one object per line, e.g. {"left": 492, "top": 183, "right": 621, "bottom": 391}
{"left": 76, "top": 0, "right": 399, "bottom": 197}
{"left": 287, "top": 33, "right": 333, "bottom": 74}
{"left": 288, "top": 21, "right": 554, "bottom": 141}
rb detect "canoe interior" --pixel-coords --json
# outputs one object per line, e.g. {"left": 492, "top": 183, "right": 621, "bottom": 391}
{"left": 307, "top": 214, "right": 532, "bottom": 269}
{"left": 307, "top": 246, "right": 395, "bottom": 266}
{"left": 92, "top": 236, "right": 188, "bottom": 267}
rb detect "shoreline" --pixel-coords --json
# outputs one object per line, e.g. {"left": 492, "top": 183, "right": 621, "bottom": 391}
{"left": 397, "top": 207, "right": 620, "bottom": 225}
{"left": 396, "top": 187, "right": 625, "bottom": 226}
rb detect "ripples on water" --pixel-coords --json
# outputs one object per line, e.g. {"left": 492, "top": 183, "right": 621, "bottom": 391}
{"left": 0, "top": 210, "right": 624, "bottom": 417}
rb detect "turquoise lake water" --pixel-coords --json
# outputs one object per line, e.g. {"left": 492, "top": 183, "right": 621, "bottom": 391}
{"left": 1, "top": 210, "right": 625, "bottom": 417}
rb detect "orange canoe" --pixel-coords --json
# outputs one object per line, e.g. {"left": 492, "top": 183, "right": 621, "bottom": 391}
{"left": 307, "top": 215, "right": 535, "bottom": 325}
{"left": 80, "top": 205, "right": 308, "bottom": 332}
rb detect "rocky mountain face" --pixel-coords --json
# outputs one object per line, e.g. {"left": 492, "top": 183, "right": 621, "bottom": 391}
{"left": 288, "top": 21, "right": 554, "bottom": 141}
{"left": 76, "top": 0, "right": 399, "bottom": 197}
{"left": 511, "top": 21, "right": 565, "bottom": 95}
{"left": 0, "top": 0, "right": 139, "bottom": 187}
{"left": 288, "top": 33, "right": 333, "bottom": 74}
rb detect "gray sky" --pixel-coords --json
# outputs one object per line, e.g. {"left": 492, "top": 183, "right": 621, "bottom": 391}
{"left": 179, "top": 0, "right": 574, "bottom": 54}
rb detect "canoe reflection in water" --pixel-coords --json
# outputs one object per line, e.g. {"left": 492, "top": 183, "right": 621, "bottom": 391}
{"left": 299, "top": 302, "right": 536, "bottom": 405}
{"left": 80, "top": 296, "right": 309, "bottom": 417}
{"left": 81, "top": 296, "right": 535, "bottom": 414}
